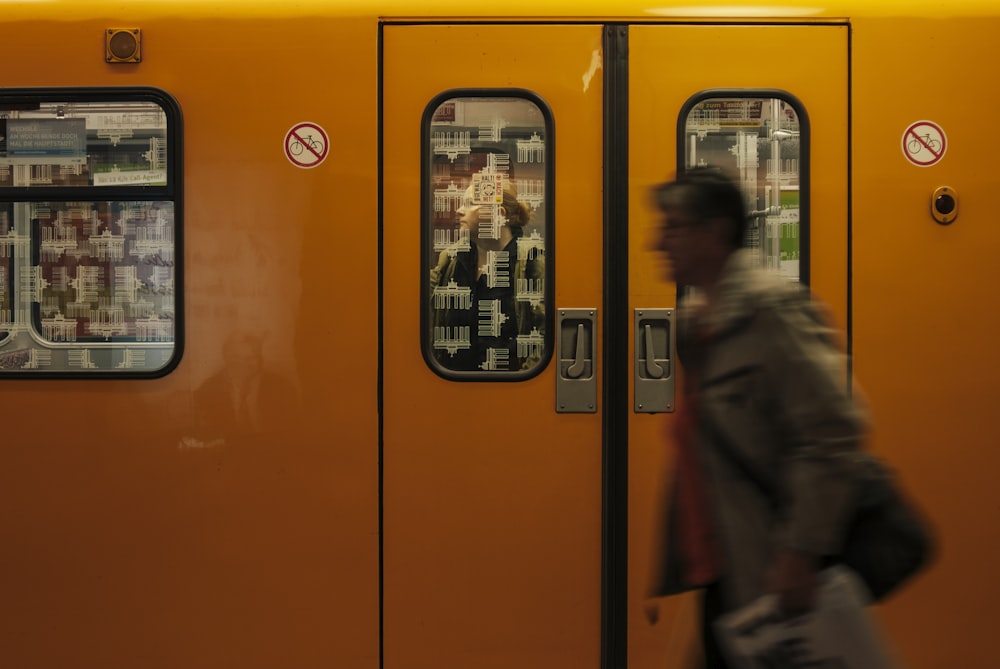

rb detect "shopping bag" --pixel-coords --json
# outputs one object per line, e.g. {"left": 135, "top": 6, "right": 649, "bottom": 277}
{"left": 714, "top": 566, "right": 899, "bottom": 669}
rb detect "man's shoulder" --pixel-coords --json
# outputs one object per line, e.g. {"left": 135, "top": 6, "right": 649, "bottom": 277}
{"left": 729, "top": 250, "right": 802, "bottom": 297}
{"left": 704, "top": 251, "right": 808, "bottom": 330}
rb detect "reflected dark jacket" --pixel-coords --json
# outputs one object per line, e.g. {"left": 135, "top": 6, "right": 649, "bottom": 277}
{"left": 429, "top": 241, "right": 544, "bottom": 371}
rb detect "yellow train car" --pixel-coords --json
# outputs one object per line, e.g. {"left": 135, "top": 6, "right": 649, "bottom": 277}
{"left": 0, "top": 1, "right": 995, "bottom": 667}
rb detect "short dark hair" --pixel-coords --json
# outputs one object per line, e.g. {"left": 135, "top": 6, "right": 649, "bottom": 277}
{"left": 652, "top": 168, "right": 747, "bottom": 249}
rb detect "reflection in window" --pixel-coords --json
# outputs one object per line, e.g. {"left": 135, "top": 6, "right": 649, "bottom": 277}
{"left": 33, "top": 201, "right": 175, "bottom": 342}
{"left": 424, "top": 94, "right": 551, "bottom": 378}
{"left": 683, "top": 95, "right": 804, "bottom": 281}
{"left": 0, "top": 93, "right": 179, "bottom": 375}
{"left": 0, "top": 103, "right": 168, "bottom": 188}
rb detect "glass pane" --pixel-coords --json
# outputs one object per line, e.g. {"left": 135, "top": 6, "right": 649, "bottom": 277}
{"left": 0, "top": 200, "right": 176, "bottom": 373}
{"left": 0, "top": 101, "right": 168, "bottom": 188}
{"left": 425, "top": 94, "right": 550, "bottom": 377}
{"left": 683, "top": 96, "right": 803, "bottom": 281}
{"left": 0, "top": 90, "right": 179, "bottom": 376}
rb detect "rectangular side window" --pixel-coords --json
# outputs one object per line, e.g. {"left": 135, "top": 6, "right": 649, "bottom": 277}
{"left": 0, "top": 90, "right": 181, "bottom": 376}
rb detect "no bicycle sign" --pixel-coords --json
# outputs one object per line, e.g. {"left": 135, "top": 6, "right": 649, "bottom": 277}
{"left": 902, "top": 120, "right": 946, "bottom": 167}
{"left": 284, "top": 122, "right": 329, "bottom": 169}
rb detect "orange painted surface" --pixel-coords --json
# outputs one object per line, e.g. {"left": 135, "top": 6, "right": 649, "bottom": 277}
{"left": 628, "top": 24, "right": 849, "bottom": 668}
{"left": 0, "top": 11, "right": 379, "bottom": 669}
{"left": 0, "top": 2, "right": 997, "bottom": 668}
{"left": 851, "top": 15, "right": 1000, "bottom": 669}
{"left": 382, "top": 24, "right": 605, "bottom": 669}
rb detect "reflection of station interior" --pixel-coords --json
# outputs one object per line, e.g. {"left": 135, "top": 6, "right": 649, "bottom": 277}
{"left": 0, "top": 102, "right": 167, "bottom": 188}
{"left": 0, "top": 100, "right": 176, "bottom": 373}
{"left": 428, "top": 97, "right": 549, "bottom": 372}
{"left": 686, "top": 97, "right": 802, "bottom": 280}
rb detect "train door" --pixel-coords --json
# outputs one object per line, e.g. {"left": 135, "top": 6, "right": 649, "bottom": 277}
{"left": 626, "top": 24, "right": 849, "bottom": 668}
{"left": 382, "top": 20, "right": 847, "bottom": 669}
{"left": 381, "top": 24, "right": 606, "bottom": 669}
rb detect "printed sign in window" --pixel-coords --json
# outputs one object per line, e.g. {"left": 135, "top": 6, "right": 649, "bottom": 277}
{"left": 6, "top": 118, "right": 87, "bottom": 162}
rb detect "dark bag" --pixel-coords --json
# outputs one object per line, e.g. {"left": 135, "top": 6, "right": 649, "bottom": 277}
{"left": 707, "top": 421, "right": 933, "bottom": 602}
{"left": 835, "top": 453, "right": 934, "bottom": 601}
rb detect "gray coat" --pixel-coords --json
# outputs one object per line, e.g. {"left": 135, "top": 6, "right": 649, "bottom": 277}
{"left": 651, "top": 250, "right": 869, "bottom": 611}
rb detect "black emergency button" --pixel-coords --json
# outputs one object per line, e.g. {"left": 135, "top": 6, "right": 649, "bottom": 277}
{"left": 931, "top": 186, "right": 958, "bottom": 225}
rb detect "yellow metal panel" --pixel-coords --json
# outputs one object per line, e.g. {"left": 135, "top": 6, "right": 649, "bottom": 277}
{"left": 4, "top": 0, "right": 1000, "bottom": 23}
{"left": 628, "top": 24, "right": 848, "bottom": 668}
{"left": 382, "top": 24, "right": 604, "bottom": 669}
{"left": 852, "top": 15, "right": 1000, "bottom": 669}
{"left": 0, "top": 12, "right": 379, "bottom": 669}
{"left": 0, "top": 2, "right": 997, "bottom": 667}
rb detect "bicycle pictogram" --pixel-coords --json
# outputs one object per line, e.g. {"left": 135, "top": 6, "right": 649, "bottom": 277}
{"left": 907, "top": 133, "right": 940, "bottom": 155}
{"left": 284, "top": 122, "right": 330, "bottom": 168}
{"left": 290, "top": 133, "right": 324, "bottom": 156}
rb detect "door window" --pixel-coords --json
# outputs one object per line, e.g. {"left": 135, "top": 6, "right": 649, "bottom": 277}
{"left": 422, "top": 91, "right": 553, "bottom": 378}
{"left": 680, "top": 92, "right": 807, "bottom": 282}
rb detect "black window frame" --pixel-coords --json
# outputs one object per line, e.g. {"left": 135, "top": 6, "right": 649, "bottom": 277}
{"left": 420, "top": 88, "right": 555, "bottom": 381}
{"left": 0, "top": 86, "right": 183, "bottom": 378}
{"left": 677, "top": 88, "right": 810, "bottom": 286}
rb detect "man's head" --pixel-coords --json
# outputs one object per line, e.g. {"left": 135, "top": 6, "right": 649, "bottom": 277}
{"left": 651, "top": 169, "right": 747, "bottom": 288}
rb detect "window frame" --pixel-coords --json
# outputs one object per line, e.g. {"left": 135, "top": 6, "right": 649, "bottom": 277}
{"left": 419, "top": 88, "right": 555, "bottom": 381}
{"left": 0, "top": 86, "right": 183, "bottom": 378}
{"left": 676, "top": 88, "right": 810, "bottom": 286}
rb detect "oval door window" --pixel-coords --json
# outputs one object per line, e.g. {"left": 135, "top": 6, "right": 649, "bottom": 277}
{"left": 422, "top": 90, "right": 554, "bottom": 379}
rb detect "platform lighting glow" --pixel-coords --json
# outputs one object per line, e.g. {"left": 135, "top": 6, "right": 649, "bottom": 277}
{"left": 647, "top": 5, "right": 824, "bottom": 17}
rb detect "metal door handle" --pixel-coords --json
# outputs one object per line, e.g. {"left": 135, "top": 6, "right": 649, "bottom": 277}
{"left": 566, "top": 323, "right": 587, "bottom": 379}
{"left": 556, "top": 309, "right": 597, "bottom": 413}
{"left": 643, "top": 324, "right": 665, "bottom": 379}
{"left": 634, "top": 309, "right": 675, "bottom": 413}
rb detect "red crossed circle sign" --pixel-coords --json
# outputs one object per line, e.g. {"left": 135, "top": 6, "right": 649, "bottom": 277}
{"left": 902, "top": 120, "right": 946, "bottom": 167}
{"left": 284, "top": 122, "right": 329, "bottom": 169}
